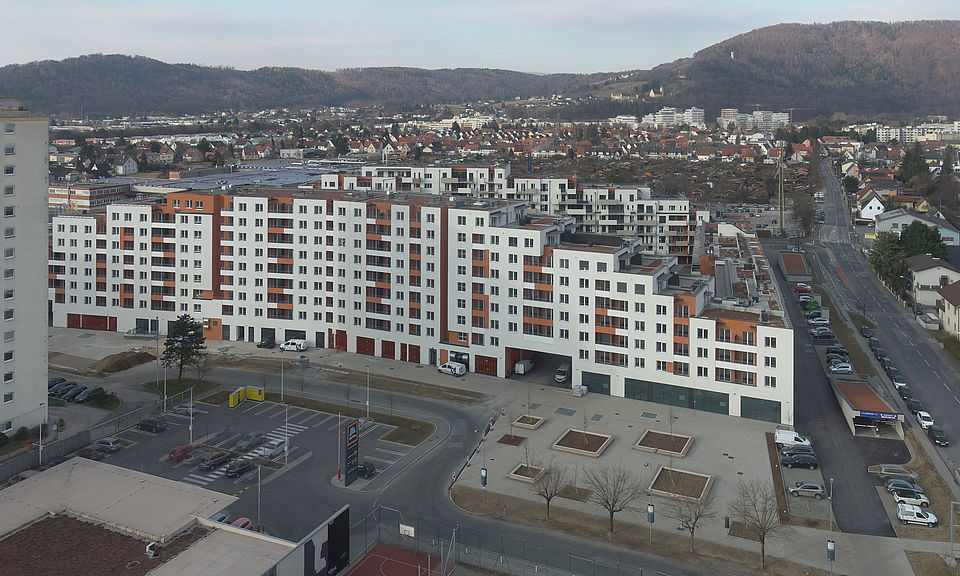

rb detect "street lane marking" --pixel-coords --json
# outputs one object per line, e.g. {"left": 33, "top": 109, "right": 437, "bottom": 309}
{"left": 945, "top": 382, "right": 951, "bottom": 391}
{"left": 955, "top": 396, "right": 960, "bottom": 405}
{"left": 242, "top": 403, "right": 261, "bottom": 414}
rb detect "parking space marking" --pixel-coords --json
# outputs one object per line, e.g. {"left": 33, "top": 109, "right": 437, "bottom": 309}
{"left": 297, "top": 412, "right": 323, "bottom": 426}
{"left": 280, "top": 423, "right": 308, "bottom": 433}
{"left": 360, "top": 424, "right": 382, "bottom": 438}
{"left": 253, "top": 404, "right": 276, "bottom": 416}
{"left": 316, "top": 415, "right": 335, "bottom": 427}
{"left": 266, "top": 432, "right": 291, "bottom": 442}
{"left": 362, "top": 455, "right": 395, "bottom": 465}
{"left": 261, "top": 405, "right": 287, "bottom": 419}
{"left": 181, "top": 476, "right": 208, "bottom": 486}
{"left": 242, "top": 403, "right": 262, "bottom": 414}
{"left": 128, "top": 428, "right": 157, "bottom": 437}
{"left": 375, "top": 447, "right": 407, "bottom": 457}
{"left": 286, "top": 408, "right": 306, "bottom": 420}
{"left": 213, "top": 433, "right": 243, "bottom": 449}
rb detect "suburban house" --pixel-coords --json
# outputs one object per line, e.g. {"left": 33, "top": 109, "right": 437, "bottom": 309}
{"left": 115, "top": 156, "right": 138, "bottom": 176}
{"left": 856, "top": 189, "right": 885, "bottom": 222}
{"left": 936, "top": 280, "right": 960, "bottom": 338}
{"left": 875, "top": 209, "right": 960, "bottom": 246}
{"left": 904, "top": 254, "right": 960, "bottom": 307}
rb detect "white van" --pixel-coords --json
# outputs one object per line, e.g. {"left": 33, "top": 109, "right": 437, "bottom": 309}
{"left": 279, "top": 339, "right": 308, "bottom": 351}
{"left": 774, "top": 430, "right": 810, "bottom": 448}
{"left": 438, "top": 361, "right": 466, "bottom": 376}
{"left": 515, "top": 359, "right": 535, "bottom": 375}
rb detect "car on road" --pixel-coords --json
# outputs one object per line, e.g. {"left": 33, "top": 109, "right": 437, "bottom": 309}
{"left": 168, "top": 444, "right": 196, "bottom": 461}
{"left": 257, "top": 439, "right": 287, "bottom": 459}
{"left": 780, "top": 444, "right": 816, "bottom": 458}
{"left": 48, "top": 377, "right": 66, "bottom": 389}
{"left": 437, "top": 361, "right": 466, "bottom": 376}
{"left": 795, "top": 283, "right": 812, "bottom": 293}
{"left": 928, "top": 425, "right": 949, "bottom": 447}
{"left": 235, "top": 431, "right": 266, "bottom": 453}
{"left": 892, "top": 489, "right": 930, "bottom": 507}
{"left": 256, "top": 337, "right": 276, "bottom": 349}
{"left": 861, "top": 326, "right": 874, "bottom": 338}
{"left": 885, "top": 479, "right": 924, "bottom": 493}
{"left": 209, "top": 510, "right": 231, "bottom": 524}
{"left": 916, "top": 411, "right": 934, "bottom": 429}
{"left": 789, "top": 480, "right": 825, "bottom": 499}
{"left": 808, "top": 317, "right": 830, "bottom": 326}
{"left": 782, "top": 453, "right": 819, "bottom": 470}
{"left": 77, "top": 445, "right": 107, "bottom": 460}
{"left": 358, "top": 462, "right": 376, "bottom": 479}
{"left": 62, "top": 386, "right": 87, "bottom": 402}
{"left": 226, "top": 458, "right": 253, "bottom": 478}
{"left": 75, "top": 386, "right": 104, "bottom": 403}
{"left": 899, "top": 386, "right": 917, "bottom": 401}
{"left": 95, "top": 437, "right": 122, "bottom": 453}
{"left": 829, "top": 363, "right": 854, "bottom": 374}
{"left": 904, "top": 397, "right": 924, "bottom": 414}
{"left": 826, "top": 345, "right": 848, "bottom": 356}
{"left": 137, "top": 418, "right": 168, "bottom": 433}
{"left": 199, "top": 451, "right": 230, "bottom": 471}
{"left": 897, "top": 503, "right": 937, "bottom": 526}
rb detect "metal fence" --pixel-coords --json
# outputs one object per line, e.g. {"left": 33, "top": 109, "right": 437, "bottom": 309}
{"left": 0, "top": 430, "right": 91, "bottom": 484}
{"left": 354, "top": 506, "right": 658, "bottom": 576}
{"left": 89, "top": 407, "right": 150, "bottom": 443}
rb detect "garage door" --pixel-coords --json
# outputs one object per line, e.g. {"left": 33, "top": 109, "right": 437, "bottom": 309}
{"left": 357, "top": 336, "right": 375, "bottom": 356}
{"left": 475, "top": 355, "right": 498, "bottom": 376}
{"left": 381, "top": 341, "right": 395, "bottom": 359}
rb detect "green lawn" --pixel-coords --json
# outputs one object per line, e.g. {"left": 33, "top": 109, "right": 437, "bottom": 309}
{"left": 86, "top": 392, "right": 122, "bottom": 411}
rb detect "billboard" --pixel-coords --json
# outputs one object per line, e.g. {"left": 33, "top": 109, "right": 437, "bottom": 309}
{"left": 268, "top": 505, "right": 350, "bottom": 576}
{"left": 343, "top": 419, "right": 359, "bottom": 487}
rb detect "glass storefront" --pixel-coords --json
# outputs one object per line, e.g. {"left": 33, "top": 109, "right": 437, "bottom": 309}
{"left": 740, "top": 396, "right": 781, "bottom": 423}
{"left": 581, "top": 371, "right": 611, "bottom": 395}
{"left": 624, "top": 378, "right": 729, "bottom": 416}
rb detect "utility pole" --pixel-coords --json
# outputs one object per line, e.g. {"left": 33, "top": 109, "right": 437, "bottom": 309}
{"left": 257, "top": 465, "right": 262, "bottom": 532}
{"left": 189, "top": 388, "right": 194, "bottom": 444}
{"left": 155, "top": 315, "right": 160, "bottom": 403}
{"left": 365, "top": 365, "right": 370, "bottom": 420}
{"left": 38, "top": 402, "right": 45, "bottom": 466}
{"left": 284, "top": 404, "right": 289, "bottom": 467}
{"left": 827, "top": 477, "right": 835, "bottom": 576}
{"left": 280, "top": 356, "right": 284, "bottom": 403}
{"left": 778, "top": 142, "right": 785, "bottom": 236}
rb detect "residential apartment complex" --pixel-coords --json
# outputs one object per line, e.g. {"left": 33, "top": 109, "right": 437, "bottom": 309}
{"left": 1, "top": 100, "right": 48, "bottom": 434}
{"left": 49, "top": 189, "right": 794, "bottom": 424}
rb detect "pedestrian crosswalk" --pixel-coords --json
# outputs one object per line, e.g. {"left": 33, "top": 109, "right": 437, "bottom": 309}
{"left": 180, "top": 422, "right": 309, "bottom": 487}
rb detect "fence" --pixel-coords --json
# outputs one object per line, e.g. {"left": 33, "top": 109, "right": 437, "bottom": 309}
{"left": 0, "top": 430, "right": 90, "bottom": 484}
{"left": 89, "top": 407, "right": 151, "bottom": 443}
{"left": 353, "top": 506, "right": 660, "bottom": 576}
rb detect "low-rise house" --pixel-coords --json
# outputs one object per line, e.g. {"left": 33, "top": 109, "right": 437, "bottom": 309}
{"left": 905, "top": 254, "right": 960, "bottom": 307}
{"left": 115, "top": 156, "right": 138, "bottom": 175}
{"left": 875, "top": 209, "right": 960, "bottom": 246}
{"left": 856, "top": 189, "right": 885, "bottom": 221}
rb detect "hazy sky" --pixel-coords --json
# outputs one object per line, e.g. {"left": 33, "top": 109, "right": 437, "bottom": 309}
{"left": 3, "top": 1, "right": 959, "bottom": 73}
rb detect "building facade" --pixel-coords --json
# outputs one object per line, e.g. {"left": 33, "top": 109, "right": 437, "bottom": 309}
{"left": 50, "top": 189, "right": 794, "bottom": 424}
{"left": 1, "top": 100, "right": 48, "bottom": 434}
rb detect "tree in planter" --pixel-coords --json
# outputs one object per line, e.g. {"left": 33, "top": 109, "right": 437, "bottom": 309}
{"left": 532, "top": 462, "right": 567, "bottom": 519}
{"left": 581, "top": 409, "right": 590, "bottom": 447}
{"left": 161, "top": 314, "right": 206, "bottom": 386}
{"left": 727, "top": 477, "right": 788, "bottom": 568}
{"left": 666, "top": 494, "right": 717, "bottom": 553}
{"left": 583, "top": 463, "right": 646, "bottom": 533}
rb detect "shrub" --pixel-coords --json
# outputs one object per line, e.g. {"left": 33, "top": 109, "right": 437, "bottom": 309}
{"left": 13, "top": 426, "right": 29, "bottom": 441}
{"left": 0, "top": 432, "right": 8, "bottom": 447}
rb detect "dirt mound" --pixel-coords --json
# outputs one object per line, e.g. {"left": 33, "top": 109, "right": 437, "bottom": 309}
{"left": 89, "top": 351, "right": 155, "bottom": 374}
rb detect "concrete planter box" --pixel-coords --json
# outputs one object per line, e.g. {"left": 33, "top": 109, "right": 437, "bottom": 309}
{"left": 551, "top": 428, "right": 613, "bottom": 457}
{"left": 507, "top": 463, "right": 546, "bottom": 483}
{"left": 648, "top": 465, "right": 714, "bottom": 504}
{"left": 633, "top": 429, "right": 694, "bottom": 458}
{"left": 513, "top": 415, "right": 546, "bottom": 430}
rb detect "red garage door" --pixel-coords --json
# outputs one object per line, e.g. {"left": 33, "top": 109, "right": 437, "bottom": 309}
{"left": 357, "top": 337, "right": 375, "bottom": 356}
{"left": 475, "top": 355, "right": 498, "bottom": 376}
{"left": 408, "top": 345, "right": 420, "bottom": 364}
{"left": 382, "top": 341, "right": 395, "bottom": 359}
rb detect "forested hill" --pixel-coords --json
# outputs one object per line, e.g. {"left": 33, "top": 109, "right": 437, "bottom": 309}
{"left": 2, "top": 20, "right": 959, "bottom": 119}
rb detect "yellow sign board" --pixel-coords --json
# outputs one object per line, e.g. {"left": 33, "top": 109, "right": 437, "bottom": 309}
{"left": 245, "top": 386, "right": 265, "bottom": 401}
{"left": 864, "top": 233, "right": 876, "bottom": 240}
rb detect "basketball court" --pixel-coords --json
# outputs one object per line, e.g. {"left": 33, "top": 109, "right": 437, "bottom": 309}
{"left": 346, "top": 542, "right": 454, "bottom": 576}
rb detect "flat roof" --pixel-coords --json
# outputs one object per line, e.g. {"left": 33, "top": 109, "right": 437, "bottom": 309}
{"left": 780, "top": 252, "right": 809, "bottom": 276}
{"left": 151, "top": 526, "right": 294, "bottom": 576}
{"left": 835, "top": 378, "right": 897, "bottom": 414}
{"left": 0, "top": 458, "right": 235, "bottom": 543}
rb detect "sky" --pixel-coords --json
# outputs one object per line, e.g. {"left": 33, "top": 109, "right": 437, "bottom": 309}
{"left": 3, "top": 1, "right": 959, "bottom": 74}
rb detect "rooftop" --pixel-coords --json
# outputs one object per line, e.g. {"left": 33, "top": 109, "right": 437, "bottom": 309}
{"left": 835, "top": 378, "right": 898, "bottom": 414}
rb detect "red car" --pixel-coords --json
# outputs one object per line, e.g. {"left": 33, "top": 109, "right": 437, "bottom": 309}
{"left": 231, "top": 517, "right": 254, "bottom": 530}
{"left": 168, "top": 444, "right": 196, "bottom": 461}
{"left": 794, "top": 283, "right": 811, "bottom": 293}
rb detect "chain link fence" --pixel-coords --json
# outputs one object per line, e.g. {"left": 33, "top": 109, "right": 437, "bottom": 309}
{"left": 0, "top": 430, "right": 91, "bottom": 484}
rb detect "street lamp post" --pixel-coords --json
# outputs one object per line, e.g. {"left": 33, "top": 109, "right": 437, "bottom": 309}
{"left": 189, "top": 388, "right": 194, "bottom": 444}
{"left": 365, "top": 365, "right": 370, "bottom": 420}
{"left": 284, "top": 404, "right": 289, "bottom": 467}
{"left": 827, "top": 477, "right": 835, "bottom": 576}
{"left": 280, "top": 355, "right": 284, "bottom": 403}
{"left": 38, "top": 402, "right": 45, "bottom": 466}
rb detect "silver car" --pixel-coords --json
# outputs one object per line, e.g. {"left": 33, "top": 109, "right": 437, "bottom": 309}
{"left": 789, "top": 480, "right": 825, "bottom": 499}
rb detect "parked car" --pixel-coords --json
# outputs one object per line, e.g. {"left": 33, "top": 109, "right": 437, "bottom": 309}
{"left": 437, "top": 361, "right": 466, "bottom": 376}
{"left": 888, "top": 368, "right": 907, "bottom": 388}
{"left": 892, "top": 488, "right": 930, "bottom": 508}
{"left": 861, "top": 326, "right": 874, "bottom": 338}
{"left": 95, "top": 437, "right": 122, "bottom": 453}
{"left": 878, "top": 465, "right": 920, "bottom": 482}
{"left": 804, "top": 310, "right": 821, "bottom": 319}
{"left": 62, "top": 386, "right": 87, "bottom": 402}
{"left": 868, "top": 337, "right": 881, "bottom": 351}
{"left": 554, "top": 363, "right": 570, "bottom": 384}
{"left": 230, "top": 517, "right": 254, "bottom": 530}
{"left": 801, "top": 300, "right": 821, "bottom": 310}
{"left": 226, "top": 458, "right": 253, "bottom": 478}
{"left": 810, "top": 328, "right": 835, "bottom": 340}
{"left": 514, "top": 359, "right": 535, "bottom": 374}
{"left": 881, "top": 358, "right": 895, "bottom": 373}
{"left": 797, "top": 294, "right": 815, "bottom": 302}
{"left": 774, "top": 430, "right": 811, "bottom": 447}
{"left": 279, "top": 339, "right": 308, "bottom": 352}
{"left": 789, "top": 480, "right": 825, "bottom": 499}
{"left": 256, "top": 337, "right": 276, "bottom": 349}
{"left": 49, "top": 381, "right": 74, "bottom": 395}
{"left": 782, "top": 453, "right": 819, "bottom": 469}
{"left": 904, "top": 397, "right": 924, "bottom": 414}
{"left": 168, "top": 444, "right": 196, "bottom": 461}
{"left": 808, "top": 317, "right": 830, "bottom": 326}
{"left": 825, "top": 354, "right": 848, "bottom": 364}
{"left": 173, "top": 403, "right": 200, "bottom": 416}
{"left": 138, "top": 418, "right": 168, "bottom": 433}
{"left": 826, "top": 345, "right": 848, "bottom": 356}
{"left": 874, "top": 347, "right": 887, "bottom": 361}
{"left": 780, "top": 444, "right": 816, "bottom": 457}
{"left": 257, "top": 439, "right": 287, "bottom": 459}
{"left": 358, "top": 462, "right": 376, "bottom": 479}
{"left": 48, "top": 377, "right": 66, "bottom": 389}
{"left": 77, "top": 445, "right": 107, "bottom": 460}
{"left": 899, "top": 386, "right": 917, "bottom": 401}
{"left": 827, "top": 357, "right": 848, "bottom": 367}
{"left": 897, "top": 503, "right": 938, "bottom": 527}
{"left": 928, "top": 425, "right": 949, "bottom": 447}
{"left": 209, "top": 510, "right": 231, "bottom": 524}
{"left": 235, "top": 431, "right": 266, "bottom": 452}
{"left": 916, "top": 411, "right": 935, "bottom": 430}
{"left": 794, "top": 283, "right": 812, "bottom": 293}
{"left": 829, "top": 363, "right": 854, "bottom": 374}
{"left": 53, "top": 384, "right": 80, "bottom": 398}
{"left": 199, "top": 451, "right": 230, "bottom": 470}
{"left": 75, "top": 386, "right": 104, "bottom": 403}
{"left": 886, "top": 478, "right": 924, "bottom": 493}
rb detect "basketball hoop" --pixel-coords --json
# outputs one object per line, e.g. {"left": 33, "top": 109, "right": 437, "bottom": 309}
{"left": 401, "top": 531, "right": 409, "bottom": 542}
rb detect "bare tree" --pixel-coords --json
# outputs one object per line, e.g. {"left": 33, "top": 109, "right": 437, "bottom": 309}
{"left": 728, "top": 477, "right": 788, "bottom": 567}
{"left": 583, "top": 463, "right": 646, "bottom": 533}
{"left": 532, "top": 463, "right": 567, "bottom": 519}
{"left": 581, "top": 409, "right": 590, "bottom": 447}
{"left": 194, "top": 352, "right": 211, "bottom": 381}
{"left": 666, "top": 495, "right": 717, "bottom": 553}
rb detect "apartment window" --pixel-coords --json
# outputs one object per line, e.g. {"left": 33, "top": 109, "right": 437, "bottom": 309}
{"left": 764, "top": 336, "right": 777, "bottom": 348}
{"left": 2, "top": 290, "right": 11, "bottom": 300}
{"left": 2, "top": 391, "right": 12, "bottom": 403}
{"left": 764, "top": 376, "right": 777, "bottom": 388}
{"left": 3, "top": 166, "right": 13, "bottom": 176}
{"left": 2, "top": 123, "right": 13, "bottom": 135}
{"left": 2, "top": 350, "right": 11, "bottom": 362}
{"left": 656, "top": 361, "right": 668, "bottom": 372}
{"left": 765, "top": 357, "right": 777, "bottom": 368}
{"left": 2, "top": 330, "right": 12, "bottom": 342}
{"left": 697, "top": 347, "right": 708, "bottom": 358}
{"left": 2, "top": 186, "right": 12, "bottom": 196}
{"left": 597, "top": 262, "right": 606, "bottom": 272}
{"left": 3, "top": 227, "right": 13, "bottom": 239}
{"left": 634, "top": 284, "right": 645, "bottom": 295}
{"left": 3, "top": 145, "right": 13, "bottom": 155}
{"left": 697, "top": 328, "right": 709, "bottom": 339}
{"left": 697, "top": 366, "right": 709, "bottom": 378}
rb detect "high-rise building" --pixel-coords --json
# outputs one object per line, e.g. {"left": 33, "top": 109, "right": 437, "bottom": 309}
{"left": 0, "top": 99, "right": 48, "bottom": 435}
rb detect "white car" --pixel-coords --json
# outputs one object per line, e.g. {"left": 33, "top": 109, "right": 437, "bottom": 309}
{"left": 829, "top": 363, "right": 853, "bottom": 374}
{"left": 897, "top": 503, "right": 937, "bottom": 527}
{"left": 257, "top": 438, "right": 287, "bottom": 459}
{"left": 437, "top": 361, "right": 466, "bottom": 376}
{"left": 916, "top": 411, "right": 934, "bottom": 430}
{"left": 807, "top": 317, "right": 830, "bottom": 326}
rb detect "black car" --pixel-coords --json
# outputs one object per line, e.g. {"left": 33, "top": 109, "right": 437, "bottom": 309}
{"left": 138, "top": 418, "right": 168, "bottom": 433}
{"left": 781, "top": 453, "right": 819, "bottom": 470}
{"left": 826, "top": 345, "right": 848, "bottom": 356}
{"left": 50, "top": 382, "right": 76, "bottom": 396}
{"left": 899, "top": 386, "right": 917, "bottom": 401}
{"left": 199, "top": 451, "right": 230, "bottom": 471}
{"left": 63, "top": 386, "right": 86, "bottom": 402}
{"left": 904, "top": 397, "right": 924, "bottom": 414}
{"left": 868, "top": 337, "right": 880, "bottom": 350}
{"left": 225, "top": 458, "right": 253, "bottom": 478}
{"left": 75, "top": 386, "right": 104, "bottom": 403}
{"left": 874, "top": 347, "right": 887, "bottom": 361}
{"left": 358, "top": 462, "right": 376, "bottom": 479}
{"left": 257, "top": 337, "right": 276, "bottom": 349}
{"left": 780, "top": 444, "right": 816, "bottom": 458}
{"left": 235, "top": 431, "right": 266, "bottom": 453}
{"left": 928, "top": 425, "right": 949, "bottom": 447}
{"left": 48, "top": 377, "right": 66, "bottom": 389}
{"left": 861, "top": 326, "right": 874, "bottom": 338}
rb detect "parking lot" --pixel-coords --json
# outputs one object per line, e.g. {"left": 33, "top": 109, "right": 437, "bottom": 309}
{"left": 101, "top": 399, "right": 413, "bottom": 495}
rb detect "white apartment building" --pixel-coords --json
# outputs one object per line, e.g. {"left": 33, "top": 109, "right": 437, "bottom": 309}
{"left": 640, "top": 107, "right": 706, "bottom": 129}
{"left": 1, "top": 100, "right": 48, "bottom": 434}
{"left": 50, "top": 189, "right": 794, "bottom": 424}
